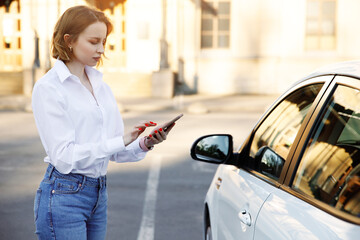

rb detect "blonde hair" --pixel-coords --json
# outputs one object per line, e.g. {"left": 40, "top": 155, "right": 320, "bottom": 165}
{"left": 51, "top": 5, "right": 113, "bottom": 64}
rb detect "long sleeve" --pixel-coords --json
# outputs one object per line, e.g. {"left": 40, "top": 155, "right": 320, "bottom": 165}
{"left": 32, "top": 60, "right": 149, "bottom": 178}
{"left": 111, "top": 138, "right": 147, "bottom": 163}
{"left": 32, "top": 82, "right": 126, "bottom": 174}
{"left": 108, "top": 89, "right": 147, "bottom": 163}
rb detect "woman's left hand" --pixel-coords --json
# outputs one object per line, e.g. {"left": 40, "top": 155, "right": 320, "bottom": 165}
{"left": 144, "top": 122, "right": 176, "bottom": 148}
{"left": 124, "top": 121, "right": 157, "bottom": 146}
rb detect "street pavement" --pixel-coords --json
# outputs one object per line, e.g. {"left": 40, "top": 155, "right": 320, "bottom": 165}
{"left": 0, "top": 93, "right": 278, "bottom": 240}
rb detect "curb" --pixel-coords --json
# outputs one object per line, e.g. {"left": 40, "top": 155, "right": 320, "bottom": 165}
{"left": 0, "top": 95, "right": 32, "bottom": 112}
{"left": 0, "top": 94, "right": 279, "bottom": 114}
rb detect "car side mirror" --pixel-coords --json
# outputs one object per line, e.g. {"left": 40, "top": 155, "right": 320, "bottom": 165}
{"left": 255, "top": 146, "right": 285, "bottom": 180}
{"left": 190, "top": 134, "right": 233, "bottom": 164}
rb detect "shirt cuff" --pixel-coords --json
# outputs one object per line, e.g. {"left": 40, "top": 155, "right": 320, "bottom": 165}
{"left": 139, "top": 136, "right": 152, "bottom": 152}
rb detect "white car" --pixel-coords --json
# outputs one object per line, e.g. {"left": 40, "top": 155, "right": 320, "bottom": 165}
{"left": 191, "top": 61, "right": 360, "bottom": 240}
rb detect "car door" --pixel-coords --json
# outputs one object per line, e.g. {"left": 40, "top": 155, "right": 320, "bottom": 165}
{"left": 214, "top": 77, "right": 331, "bottom": 240}
{"left": 254, "top": 76, "right": 360, "bottom": 239}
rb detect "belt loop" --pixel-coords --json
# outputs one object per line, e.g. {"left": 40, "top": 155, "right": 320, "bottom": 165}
{"left": 99, "top": 176, "right": 105, "bottom": 189}
{"left": 81, "top": 175, "right": 86, "bottom": 189}
{"left": 48, "top": 164, "right": 55, "bottom": 180}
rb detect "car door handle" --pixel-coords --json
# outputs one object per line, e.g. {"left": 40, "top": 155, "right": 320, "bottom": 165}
{"left": 238, "top": 209, "right": 252, "bottom": 227}
{"left": 215, "top": 177, "right": 222, "bottom": 189}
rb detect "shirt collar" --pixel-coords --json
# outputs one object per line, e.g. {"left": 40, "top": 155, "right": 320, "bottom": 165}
{"left": 54, "top": 59, "right": 72, "bottom": 83}
{"left": 85, "top": 65, "right": 103, "bottom": 90}
{"left": 54, "top": 59, "right": 103, "bottom": 90}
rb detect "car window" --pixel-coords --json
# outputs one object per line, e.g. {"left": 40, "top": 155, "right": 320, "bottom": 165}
{"left": 248, "top": 84, "right": 323, "bottom": 180}
{"left": 292, "top": 85, "right": 360, "bottom": 217}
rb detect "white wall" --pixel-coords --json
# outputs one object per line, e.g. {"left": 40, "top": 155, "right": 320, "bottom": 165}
{"left": 19, "top": 0, "right": 360, "bottom": 96}
{"left": 183, "top": 0, "right": 360, "bottom": 95}
{"left": 126, "top": 0, "right": 162, "bottom": 72}
{"left": 337, "top": 0, "right": 360, "bottom": 57}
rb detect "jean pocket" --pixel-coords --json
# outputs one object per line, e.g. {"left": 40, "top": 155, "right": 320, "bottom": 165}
{"left": 52, "top": 178, "right": 81, "bottom": 194}
{"left": 34, "top": 189, "right": 42, "bottom": 221}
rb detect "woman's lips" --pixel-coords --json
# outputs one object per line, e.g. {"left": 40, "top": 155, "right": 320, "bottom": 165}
{"left": 93, "top": 57, "right": 101, "bottom": 61}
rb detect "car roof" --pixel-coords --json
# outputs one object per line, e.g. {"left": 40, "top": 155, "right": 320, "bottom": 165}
{"left": 305, "top": 60, "right": 360, "bottom": 80}
{"left": 289, "top": 60, "right": 360, "bottom": 89}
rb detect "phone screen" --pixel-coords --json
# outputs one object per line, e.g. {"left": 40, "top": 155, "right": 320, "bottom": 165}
{"left": 163, "top": 113, "right": 183, "bottom": 132}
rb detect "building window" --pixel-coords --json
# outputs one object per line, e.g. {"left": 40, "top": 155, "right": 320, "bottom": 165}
{"left": 4, "top": 39, "right": 11, "bottom": 49}
{"left": 201, "top": 0, "right": 231, "bottom": 49}
{"left": 94, "top": 1, "right": 127, "bottom": 67}
{"left": 122, "top": 38, "right": 126, "bottom": 51}
{"left": 0, "top": 0, "right": 22, "bottom": 71}
{"left": 305, "top": 0, "right": 337, "bottom": 51}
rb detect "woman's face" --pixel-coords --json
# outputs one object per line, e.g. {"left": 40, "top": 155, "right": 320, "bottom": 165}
{"left": 71, "top": 21, "right": 107, "bottom": 67}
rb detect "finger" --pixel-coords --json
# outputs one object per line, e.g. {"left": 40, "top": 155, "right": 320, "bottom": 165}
{"left": 142, "top": 121, "right": 157, "bottom": 127}
{"left": 153, "top": 129, "right": 163, "bottom": 142}
{"left": 149, "top": 121, "right": 157, "bottom": 126}
{"left": 137, "top": 127, "right": 145, "bottom": 133}
{"left": 158, "top": 127, "right": 167, "bottom": 140}
{"left": 135, "top": 121, "right": 157, "bottom": 129}
{"left": 134, "top": 123, "right": 148, "bottom": 129}
{"left": 147, "top": 134, "right": 160, "bottom": 145}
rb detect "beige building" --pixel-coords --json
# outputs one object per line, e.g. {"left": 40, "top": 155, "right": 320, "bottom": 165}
{"left": 0, "top": 0, "right": 359, "bottom": 97}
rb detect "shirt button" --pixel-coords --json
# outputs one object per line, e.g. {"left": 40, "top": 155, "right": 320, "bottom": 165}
{"left": 52, "top": 190, "right": 55, "bottom": 194}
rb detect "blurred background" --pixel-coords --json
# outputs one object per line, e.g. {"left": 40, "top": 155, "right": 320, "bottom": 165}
{"left": 2, "top": 1, "right": 360, "bottom": 239}
{"left": 1, "top": 0, "right": 359, "bottom": 101}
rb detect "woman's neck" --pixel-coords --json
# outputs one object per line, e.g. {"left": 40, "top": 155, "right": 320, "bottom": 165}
{"left": 65, "top": 60, "right": 94, "bottom": 95}
{"left": 65, "top": 60, "right": 86, "bottom": 80}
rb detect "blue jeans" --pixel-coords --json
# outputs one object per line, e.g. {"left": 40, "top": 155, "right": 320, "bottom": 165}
{"left": 34, "top": 164, "right": 108, "bottom": 240}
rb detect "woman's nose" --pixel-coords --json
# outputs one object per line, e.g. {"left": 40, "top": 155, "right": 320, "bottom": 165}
{"left": 98, "top": 44, "right": 104, "bottom": 54}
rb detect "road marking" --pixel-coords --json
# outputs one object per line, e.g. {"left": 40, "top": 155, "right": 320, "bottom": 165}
{"left": 137, "top": 156, "right": 162, "bottom": 240}
{"left": 0, "top": 166, "right": 16, "bottom": 171}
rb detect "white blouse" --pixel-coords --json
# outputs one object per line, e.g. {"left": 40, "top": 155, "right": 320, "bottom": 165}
{"left": 32, "top": 60, "right": 146, "bottom": 178}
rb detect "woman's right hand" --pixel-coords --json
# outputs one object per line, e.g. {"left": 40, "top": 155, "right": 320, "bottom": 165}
{"left": 144, "top": 122, "right": 176, "bottom": 149}
{"left": 123, "top": 121, "right": 157, "bottom": 146}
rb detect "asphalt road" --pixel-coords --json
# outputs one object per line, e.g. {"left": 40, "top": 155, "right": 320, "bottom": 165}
{"left": 0, "top": 103, "right": 267, "bottom": 240}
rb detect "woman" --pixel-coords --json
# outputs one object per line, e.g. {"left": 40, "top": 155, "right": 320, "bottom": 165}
{"left": 32, "top": 5, "right": 172, "bottom": 240}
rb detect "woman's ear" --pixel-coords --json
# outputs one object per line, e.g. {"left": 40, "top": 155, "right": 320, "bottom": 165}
{"left": 64, "top": 34, "right": 71, "bottom": 46}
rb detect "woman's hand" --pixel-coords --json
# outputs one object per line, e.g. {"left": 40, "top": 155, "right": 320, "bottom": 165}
{"left": 144, "top": 122, "right": 176, "bottom": 149}
{"left": 124, "top": 121, "right": 157, "bottom": 146}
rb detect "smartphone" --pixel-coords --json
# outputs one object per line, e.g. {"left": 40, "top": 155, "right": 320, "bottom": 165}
{"left": 148, "top": 113, "right": 184, "bottom": 139}
{"left": 163, "top": 113, "right": 184, "bottom": 132}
